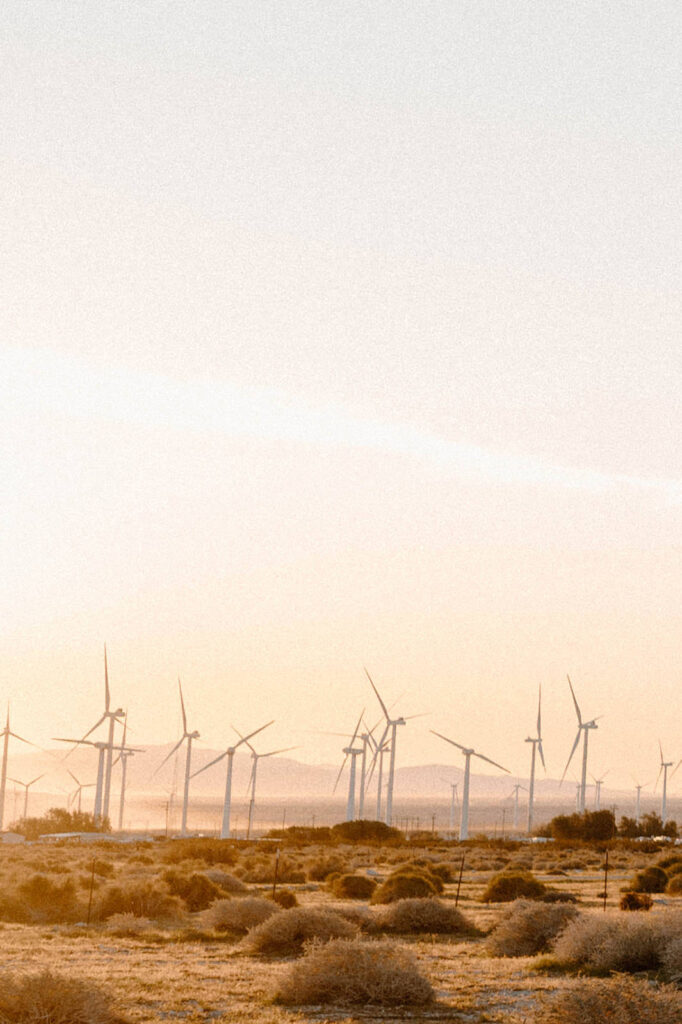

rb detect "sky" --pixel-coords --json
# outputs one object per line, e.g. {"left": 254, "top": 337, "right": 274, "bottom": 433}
{"left": 1, "top": 1, "right": 680, "bottom": 796}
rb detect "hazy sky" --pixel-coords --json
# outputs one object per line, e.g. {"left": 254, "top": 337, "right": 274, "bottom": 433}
{"left": 2, "top": 2, "right": 680, "bottom": 793}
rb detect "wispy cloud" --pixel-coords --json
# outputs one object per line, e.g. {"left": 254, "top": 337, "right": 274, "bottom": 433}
{"left": 5, "top": 347, "right": 681, "bottom": 502}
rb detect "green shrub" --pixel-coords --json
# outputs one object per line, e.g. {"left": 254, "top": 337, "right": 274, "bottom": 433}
{"left": 485, "top": 899, "right": 578, "bottom": 957}
{"left": 330, "top": 874, "right": 377, "bottom": 900}
{"left": 242, "top": 906, "right": 356, "bottom": 956}
{"left": 370, "top": 872, "right": 438, "bottom": 904}
{"left": 274, "top": 937, "right": 434, "bottom": 1006}
{"left": 481, "top": 870, "right": 546, "bottom": 903}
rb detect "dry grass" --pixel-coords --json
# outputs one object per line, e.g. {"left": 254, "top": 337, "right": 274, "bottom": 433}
{"left": 105, "top": 913, "right": 152, "bottom": 937}
{"left": 274, "top": 936, "right": 434, "bottom": 1006}
{"left": 535, "top": 975, "right": 682, "bottom": 1023}
{"left": 0, "top": 970, "right": 122, "bottom": 1024}
{"left": 242, "top": 905, "right": 357, "bottom": 956}
{"left": 547, "top": 910, "right": 682, "bottom": 974}
{"left": 486, "top": 899, "right": 579, "bottom": 957}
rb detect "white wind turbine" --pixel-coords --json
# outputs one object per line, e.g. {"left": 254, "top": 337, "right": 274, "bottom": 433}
{"left": 112, "top": 713, "right": 145, "bottom": 831}
{"left": 155, "top": 680, "right": 200, "bottom": 837}
{"left": 591, "top": 770, "right": 608, "bottom": 810}
{"left": 632, "top": 778, "right": 651, "bottom": 823}
{"left": 525, "top": 685, "right": 545, "bottom": 833}
{"left": 364, "top": 721, "right": 391, "bottom": 821}
{"left": 365, "top": 669, "right": 422, "bottom": 826}
{"left": 656, "top": 742, "right": 679, "bottom": 825}
{"left": 561, "top": 675, "right": 600, "bottom": 813}
{"left": 0, "top": 706, "right": 39, "bottom": 830}
{"left": 75, "top": 646, "right": 125, "bottom": 822}
{"left": 242, "top": 734, "right": 296, "bottom": 839}
{"left": 444, "top": 780, "right": 459, "bottom": 834}
{"left": 8, "top": 774, "right": 44, "bottom": 820}
{"left": 54, "top": 735, "right": 143, "bottom": 822}
{"left": 67, "top": 769, "right": 95, "bottom": 813}
{"left": 431, "top": 730, "right": 510, "bottom": 839}
{"left": 332, "top": 711, "right": 365, "bottom": 821}
{"left": 191, "top": 720, "right": 274, "bottom": 838}
{"left": 507, "top": 783, "right": 528, "bottom": 831}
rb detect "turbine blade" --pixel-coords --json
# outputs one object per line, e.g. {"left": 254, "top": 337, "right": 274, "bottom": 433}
{"left": 191, "top": 751, "right": 227, "bottom": 778}
{"left": 67, "top": 770, "right": 81, "bottom": 786}
{"left": 430, "top": 729, "right": 468, "bottom": 753}
{"left": 364, "top": 667, "right": 390, "bottom": 720}
{"left": 233, "top": 720, "right": 274, "bottom": 749}
{"left": 659, "top": 739, "right": 664, "bottom": 764}
{"left": 349, "top": 709, "right": 364, "bottom": 747}
{"left": 79, "top": 715, "right": 107, "bottom": 743}
{"left": 333, "top": 752, "right": 349, "bottom": 793}
{"left": 178, "top": 679, "right": 187, "bottom": 733}
{"left": 473, "top": 749, "right": 510, "bottom": 773}
{"left": 120, "top": 711, "right": 128, "bottom": 748}
{"left": 536, "top": 684, "right": 542, "bottom": 738}
{"left": 566, "top": 675, "right": 582, "bottom": 725}
{"left": 153, "top": 736, "right": 185, "bottom": 775}
{"left": 104, "top": 644, "right": 110, "bottom": 712}
{"left": 9, "top": 732, "right": 41, "bottom": 749}
{"left": 538, "top": 738, "right": 546, "bottom": 771}
{"left": 561, "top": 730, "right": 582, "bottom": 783}
{"left": 29, "top": 774, "right": 44, "bottom": 787}
{"left": 261, "top": 746, "right": 297, "bottom": 758}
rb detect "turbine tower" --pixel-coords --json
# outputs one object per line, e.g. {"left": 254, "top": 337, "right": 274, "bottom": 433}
{"left": 76, "top": 646, "right": 125, "bottom": 822}
{"left": 155, "top": 680, "right": 199, "bottom": 837}
{"left": 508, "top": 783, "right": 528, "bottom": 830}
{"left": 55, "top": 735, "right": 142, "bottom": 821}
{"left": 192, "top": 720, "right": 274, "bottom": 839}
{"left": 112, "top": 713, "right": 145, "bottom": 831}
{"left": 0, "top": 707, "right": 39, "bottom": 831}
{"left": 657, "top": 742, "right": 678, "bottom": 825}
{"left": 448, "top": 782, "right": 459, "bottom": 834}
{"left": 365, "top": 669, "right": 406, "bottom": 826}
{"left": 431, "top": 729, "right": 510, "bottom": 839}
{"left": 525, "top": 685, "right": 545, "bottom": 834}
{"left": 591, "top": 771, "right": 608, "bottom": 811}
{"left": 561, "top": 675, "right": 600, "bottom": 813}
{"left": 8, "top": 774, "right": 44, "bottom": 820}
{"left": 67, "top": 770, "right": 95, "bottom": 813}
{"left": 633, "top": 779, "right": 650, "bottom": 823}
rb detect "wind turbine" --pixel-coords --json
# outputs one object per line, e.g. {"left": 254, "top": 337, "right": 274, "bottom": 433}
{"left": 507, "top": 783, "right": 528, "bottom": 831}
{"left": 332, "top": 711, "right": 365, "bottom": 821}
{"left": 0, "top": 706, "right": 40, "bottom": 830}
{"left": 525, "top": 685, "right": 545, "bottom": 833}
{"left": 656, "top": 742, "right": 679, "bottom": 825}
{"left": 8, "top": 774, "right": 44, "bottom": 820}
{"left": 155, "top": 680, "right": 200, "bottom": 837}
{"left": 75, "top": 646, "right": 125, "bottom": 822}
{"left": 431, "top": 730, "right": 510, "bottom": 839}
{"left": 365, "top": 668, "right": 418, "bottom": 826}
{"left": 632, "top": 778, "right": 651, "bottom": 823}
{"left": 191, "top": 720, "right": 274, "bottom": 839}
{"left": 54, "top": 736, "right": 143, "bottom": 823}
{"left": 364, "top": 722, "right": 391, "bottom": 821}
{"left": 67, "top": 770, "right": 95, "bottom": 813}
{"left": 591, "top": 771, "right": 608, "bottom": 811}
{"left": 112, "top": 713, "right": 145, "bottom": 831}
{"left": 444, "top": 780, "right": 459, "bottom": 834}
{"left": 561, "top": 675, "right": 600, "bottom": 813}
{"left": 242, "top": 735, "right": 296, "bottom": 839}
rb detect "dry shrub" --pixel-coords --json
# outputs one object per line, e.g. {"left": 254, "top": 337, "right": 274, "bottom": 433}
{"left": 306, "top": 855, "right": 347, "bottom": 881}
{"left": 481, "top": 870, "right": 546, "bottom": 903}
{"left": 370, "top": 872, "right": 438, "bottom": 904}
{"left": 202, "top": 869, "right": 248, "bottom": 894}
{"left": 665, "top": 873, "right": 682, "bottom": 894}
{"left": 535, "top": 975, "right": 682, "bottom": 1024}
{"left": 270, "top": 888, "right": 298, "bottom": 908}
{"left": 662, "top": 935, "right": 682, "bottom": 983}
{"left": 274, "top": 937, "right": 434, "bottom": 1006}
{"left": 549, "top": 912, "right": 680, "bottom": 974}
{"left": 629, "top": 866, "right": 668, "bottom": 893}
{"left": 243, "top": 905, "right": 356, "bottom": 956}
{"left": 162, "top": 870, "right": 223, "bottom": 911}
{"left": 327, "top": 903, "right": 374, "bottom": 930}
{"left": 105, "top": 913, "right": 152, "bottom": 936}
{"left": 201, "top": 896, "right": 278, "bottom": 934}
{"left": 485, "top": 899, "right": 578, "bottom": 957}
{"left": 94, "top": 881, "right": 183, "bottom": 922}
{"left": 163, "top": 839, "right": 237, "bottom": 865}
{"left": 390, "top": 863, "right": 445, "bottom": 892}
{"left": 372, "top": 898, "right": 476, "bottom": 936}
{"left": 241, "top": 858, "right": 305, "bottom": 884}
{"left": 8, "top": 875, "right": 83, "bottom": 924}
{"left": 620, "top": 891, "right": 653, "bottom": 911}
{"left": 0, "top": 970, "right": 121, "bottom": 1024}
{"left": 330, "top": 873, "right": 377, "bottom": 900}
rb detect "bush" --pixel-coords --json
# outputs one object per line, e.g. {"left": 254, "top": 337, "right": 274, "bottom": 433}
{"left": 481, "top": 870, "right": 546, "bottom": 903}
{"left": 370, "top": 872, "right": 438, "bottom": 904}
{"left": 372, "top": 898, "right": 476, "bottom": 936}
{"left": 390, "top": 863, "right": 445, "bottom": 893}
{"left": 0, "top": 970, "right": 120, "bottom": 1024}
{"left": 201, "top": 896, "right": 278, "bottom": 934}
{"left": 665, "top": 873, "right": 682, "bottom": 894}
{"left": 535, "top": 975, "right": 682, "bottom": 1024}
{"left": 486, "top": 900, "right": 578, "bottom": 957}
{"left": 629, "top": 866, "right": 668, "bottom": 893}
{"left": 9, "top": 875, "right": 83, "bottom": 924}
{"left": 163, "top": 839, "right": 237, "bottom": 865}
{"left": 94, "top": 881, "right": 183, "bottom": 922}
{"left": 243, "top": 906, "right": 356, "bottom": 956}
{"left": 106, "top": 913, "right": 152, "bottom": 936}
{"left": 306, "top": 855, "right": 347, "bottom": 881}
{"left": 162, "top": 871, "right": 223, "bottom": 911}
{"left": 330, "top": 820, "right": 402, "bottom": 843}
{"left": 274, "top": 937, "right": 434, "bottom": 1006}
{"left": 550, "top": 913, "right": 667, "bottom": 973}
{"left": 620, "top": 891, "right": 653, "bottom": 911}
{"left": 202, "top": 869, "right": 248, "bottom": 894}
{"left": 662, "top": 935, "right": 682, "bottom": 983}
{"left": 330, "top": 874, "right": 377, "bottom": 900}
{"left": 270, "top": 888, "right": 298, "bottom": 908}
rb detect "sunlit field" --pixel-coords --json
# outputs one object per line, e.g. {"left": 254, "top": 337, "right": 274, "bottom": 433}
{"left": 0, "top": 832, "right": 680, "bottom": 1024}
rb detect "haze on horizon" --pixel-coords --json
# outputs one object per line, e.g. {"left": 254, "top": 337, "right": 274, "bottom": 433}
{"left": 1, "top": 2, "right": 680, "bottom": 796}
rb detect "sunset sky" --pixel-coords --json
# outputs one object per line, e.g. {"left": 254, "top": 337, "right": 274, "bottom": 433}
{"left": 2, "top": 2, "right": 680, "bottom": 794}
